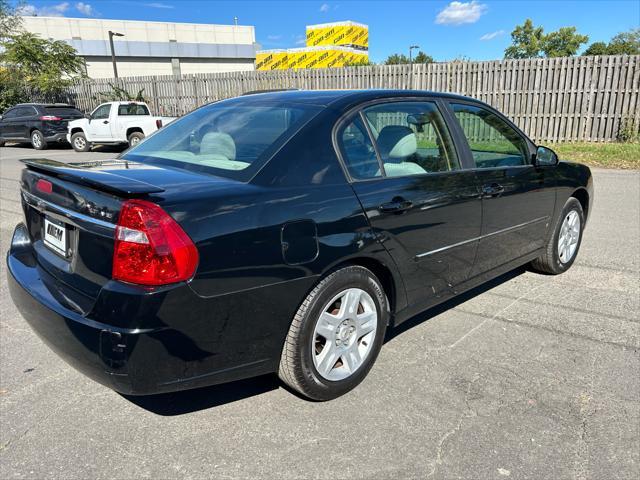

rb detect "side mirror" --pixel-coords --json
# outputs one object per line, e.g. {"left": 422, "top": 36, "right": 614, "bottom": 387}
{"left": 535, "top": 146, "right": 558, "bottom": 167}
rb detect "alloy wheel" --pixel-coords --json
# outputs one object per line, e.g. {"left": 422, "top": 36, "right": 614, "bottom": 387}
{"left": 312, "top": 288, "right": 377, "bottom": 381}
{"left": 558, "top": 210, "right": 581, "bottom": 264}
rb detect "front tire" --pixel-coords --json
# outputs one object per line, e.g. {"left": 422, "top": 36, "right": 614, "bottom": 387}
{"left": 128, "top": 131, "right": 144, "bottom": 147}
{"left": 531, "top": 197, "right": 585, "bottom": 274}
{"left": 279, "top": 265, "right": 389, "bottom": 401}
{"left": 31, "top": 130, "right": 47, "bottom": 150}
{"left": 71, "top": 132, "right": 91, "bottom": 152}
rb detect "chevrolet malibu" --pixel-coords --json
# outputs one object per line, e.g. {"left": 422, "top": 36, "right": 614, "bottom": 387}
{"left": 7, "top": 90, "right": 593, "bottom": 401}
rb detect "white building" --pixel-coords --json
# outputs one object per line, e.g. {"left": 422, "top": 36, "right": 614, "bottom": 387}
{"left": 21, "top": 16, "right": 258, "bottom": 78}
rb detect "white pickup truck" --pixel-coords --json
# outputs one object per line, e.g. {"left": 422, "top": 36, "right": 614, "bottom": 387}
{"left": 67, "top": 101, "right": 176, "bottom": 152}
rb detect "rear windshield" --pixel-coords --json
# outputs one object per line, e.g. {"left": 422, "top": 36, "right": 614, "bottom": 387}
{"left": 44, "top": 106, "right": 83, "bottom": 117}
{"left": 118, "top": 104, "right": 150, "bottom": 116}
{"left": 122, "top": 102, "right": 321, "bottom": 181}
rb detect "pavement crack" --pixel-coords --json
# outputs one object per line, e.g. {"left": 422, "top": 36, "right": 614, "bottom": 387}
{"left": 427, "top": 375, "right": 480, "bottom": 479}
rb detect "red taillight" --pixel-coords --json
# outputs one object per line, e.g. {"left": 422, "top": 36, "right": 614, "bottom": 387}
{"left": 155, "top": 119, "right": 163, "bottom": 129}
{"left": 36, "top": 179, "right": 53, "bottom": 194}
{"left": 112, "top": 200, "right": 199, "bottom": 286}
{"left": 39, "top": 115, "right": 62, "bottom": 121}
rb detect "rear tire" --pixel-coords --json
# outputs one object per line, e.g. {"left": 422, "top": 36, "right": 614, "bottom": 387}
{"left": 279, "top": 265, "right": 389, "bottom": 401}
{"left": 128, "top": 132, "right": 144, "bottom": 147}
{"left": 531, "top": 197, "right": 584, "bottom": 275}
{"left": 31, "top": 130, "right": 47, "bottom": 150}
{"left": 71, "top": 132, "right": 91, "bottom": 152}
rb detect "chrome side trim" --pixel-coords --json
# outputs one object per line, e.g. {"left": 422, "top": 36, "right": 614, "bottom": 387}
{"left": 415, "top": 216, "right": 549, "bottom": 259}
{"left": 21, "top": 190, "right": 116, "bottom": 234}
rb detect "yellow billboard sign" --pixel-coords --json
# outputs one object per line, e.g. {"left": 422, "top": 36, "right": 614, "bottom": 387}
{"left": 256, "top": 47, "right": 368, "bottom": 70}
{"left": 306, "top": 21, "right": 368, "bottom": 49}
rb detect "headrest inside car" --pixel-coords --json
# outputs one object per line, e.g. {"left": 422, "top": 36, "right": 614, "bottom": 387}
{"left": 200, "top": 132, "right": 236, "bottom": 159}
{"left": 377, "top": 125, "right": 417, "bottom": 160}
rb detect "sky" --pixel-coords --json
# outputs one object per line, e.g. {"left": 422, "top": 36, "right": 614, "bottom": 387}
{"left": 13, "top": 0, "right": 640, "bottom": 62}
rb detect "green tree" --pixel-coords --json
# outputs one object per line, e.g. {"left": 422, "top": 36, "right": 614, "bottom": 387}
{"left": 608, "top": 28, "right": 640, "bottom": 54}
{"left": 1, "top": 33, "right": 85, "bottom": 108}
{"left": 504, "top": 19, "right": 545, "bottom": 59}
{"left": 384, "top": 51, "right": 433, "bottom": 65}
{"left": 384, "top": 53, "right": 410, "bottom": 65}
{"left": 413, "top": 51, "right": 434, "bottom": 64}
{"left": 542, "top": 27, "right": 589, "bottom": 57}
{"left": 505, "top": 19, "right": 588, "bottom": 58}
{"left": 583, "top": 41, "right": 609, "bottom": 56}
{"left": 0, "top": 0, "right": 23, "bottom": 40}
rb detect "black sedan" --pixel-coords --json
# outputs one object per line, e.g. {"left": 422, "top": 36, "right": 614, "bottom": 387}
{"left": 0, "top": 103, "right": 84, "bottom": 150}
{"left": 7, "top": 90, "right": 593, "bottom": 401}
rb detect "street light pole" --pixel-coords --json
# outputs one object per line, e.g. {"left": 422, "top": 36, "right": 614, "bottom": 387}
{"left": 409, "top": 45, "right": 420, "bottom": 65}
{"left": 108, "top": 31, "right": 124, "bottom": 78}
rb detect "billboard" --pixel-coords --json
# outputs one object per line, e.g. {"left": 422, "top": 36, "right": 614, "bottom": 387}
{"left": 256, "top": 46, "right": 368, "bottom": 70}
{"left": 306, "top": 21, "right": 368, "bottom": 49}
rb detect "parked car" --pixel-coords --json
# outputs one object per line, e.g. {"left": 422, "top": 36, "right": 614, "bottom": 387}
{"left": 0, "top": 103, "right": 84, "bottom": 150}
{"left": 67, "top": 101, "right": 176, "bottom": 152}
{"left": 7, "top": 90, "right": 593, "bottom": 401}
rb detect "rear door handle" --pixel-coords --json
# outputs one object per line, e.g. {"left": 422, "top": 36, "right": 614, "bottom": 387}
{"left": 481, "top": 183, "right": 505, "bottom": 197}
{"left": 103, "top": 120, "right": 109, "bottom": 124}
{"left": 379, "top": 198, "right": 413, "bottom": 213}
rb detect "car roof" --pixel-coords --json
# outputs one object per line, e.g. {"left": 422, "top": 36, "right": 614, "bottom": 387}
{"left": 13, "top": 103, "right": 76, "bottom": 108}
{"left": 234, "top": 89, "right": 476, "bottom": 108}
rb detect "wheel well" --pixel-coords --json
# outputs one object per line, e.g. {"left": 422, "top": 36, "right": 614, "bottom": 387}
{"left": 572, "top": 188, "right": 589, "bottom": 219}
{"left": 70, "top": 127, "right": 84, "bottom": 136}
{"left": 127, "top": 127, "right": 143, "bottom": 138}
{"left": 332, "top": 257, "right": 397, "bottom": 317}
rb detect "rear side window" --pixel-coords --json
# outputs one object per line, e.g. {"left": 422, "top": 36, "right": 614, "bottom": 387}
{"left": 338, "top": 115, "right": 381, "bottom": 180}
{"left": 118, "top": 104, "right": 150, "bottom": 116}
{"left": 44, "top": 106, "right": 83, "bottom": 118}
{"left": 451, "top": 103, "right": 530, "bottom": 168}
{"left": 122, "top": 103, "right": 321, "bottom": 181}
{"left": 2, "top": 109, "right": 18, "bottom": 119}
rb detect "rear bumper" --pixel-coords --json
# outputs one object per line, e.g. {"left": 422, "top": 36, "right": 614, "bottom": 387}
{"left": 7, "top": 223, "right": 309, "bottom": 395}
{"left": 44, "top": 132, "right": 68, "bottom": 143}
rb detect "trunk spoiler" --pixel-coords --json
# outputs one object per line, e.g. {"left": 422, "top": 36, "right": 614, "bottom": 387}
{"left": 21, "top": 159, "right": 165, "bottom": 196}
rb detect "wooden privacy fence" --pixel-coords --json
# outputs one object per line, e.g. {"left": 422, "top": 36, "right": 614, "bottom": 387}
{"left": 60, "top": 55, "right": 639, "bottom": 143}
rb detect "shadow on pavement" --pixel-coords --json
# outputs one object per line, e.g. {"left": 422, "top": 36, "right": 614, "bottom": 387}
{"left": 385, "top": 267, "right": 526, "bottom": 343}
{"left": 123, "top": 267, "right": 527, "bottom": 415}
{"left": 122, "top": 374, "right": 280, "bottom": 416}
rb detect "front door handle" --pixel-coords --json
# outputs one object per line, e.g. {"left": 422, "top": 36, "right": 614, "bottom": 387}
{"left": 103, "top": 120, "right": 109, "bottom": 124}
{"left": 379, "top": 197, "right": 413, "bottom": 213}
{"left": 481, "top": 183, "right": 505, "bottom": 197}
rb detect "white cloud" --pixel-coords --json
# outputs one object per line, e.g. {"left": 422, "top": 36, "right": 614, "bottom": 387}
{"left": 295, "top": 35, "right": 306, "bottom": 45}
{"left": 319, "top": 3, "right": 330, "bottom": 13}
{"left": 144, "top": 2, "right": 174, "bottom": 8}
{"left": 480, "top": 29, "right": 505, "bottom": 41}
{"left": 17, "top": 2, "right": 69, "bottom": 17}
{"left": 75, "top": 2, "right": 97, "bottom": 16}
{"left": 267, "top": 34, "right": 282, "bottom": 41}
{"left": 436, "top": 1, "right": 487, "bottom": 26}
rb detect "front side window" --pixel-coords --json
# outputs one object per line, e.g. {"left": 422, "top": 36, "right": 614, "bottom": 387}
{"left": 92, "top": 104, "right": 111, "bottom": 120}
{"left": 122, "top": 102, "right": 320, "bottom": 181}
{"left": 451, "top": 103, "right": 530, "bottom": 168}
{"left": 363, "top": 101, "right": 459, "bottom": 177}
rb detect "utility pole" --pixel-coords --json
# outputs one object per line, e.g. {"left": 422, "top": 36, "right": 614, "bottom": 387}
{"left": 108, "top": 31, "right": 124, "bottom": 78}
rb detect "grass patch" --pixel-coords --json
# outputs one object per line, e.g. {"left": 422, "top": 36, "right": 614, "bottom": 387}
{"left": 548, "top": 142, "right": 640, "bottom": 170}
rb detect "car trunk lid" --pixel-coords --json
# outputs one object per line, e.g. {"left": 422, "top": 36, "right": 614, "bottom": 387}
{"left": 19, "top": 158, "right": 236, "bottom": 313}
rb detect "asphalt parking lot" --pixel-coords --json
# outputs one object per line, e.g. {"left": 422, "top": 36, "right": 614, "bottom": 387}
{"left": 0, "top": 144, "right": 638, "bottom": 480}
